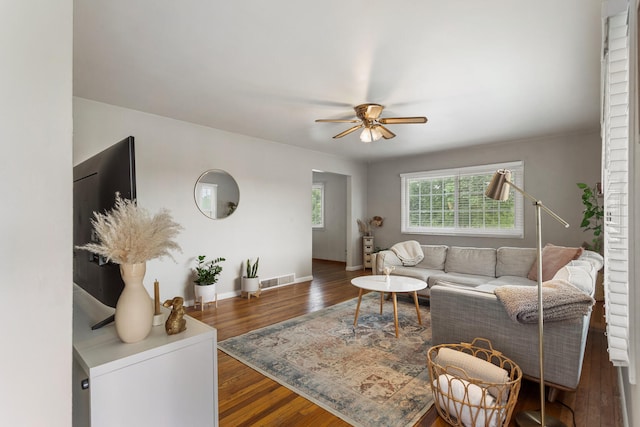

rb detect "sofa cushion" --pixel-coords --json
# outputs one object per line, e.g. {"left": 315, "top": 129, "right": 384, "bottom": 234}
{"left": 474, "top": 284, "right": 500, "bottom": 293}
{"left": 527, "top": 244, "right": 583, "bottom": 282}
{"left": 567, "top": 260, "right": 597, "bottom": 281}
{"left": 552, "top": 265, "right": 595, "bottom": 295}
{"left": 496, "top": 247, "right": 537, "bottom": 278}
{"left": 445, "top": 246, "right": 497, "bottom": 277}
{"left": 415, "top": 245, "right": 448, "bottom": 270}
{"left": 390, "top": 266, "right": 441, "bottom": 283}
{"left": 428, "top": 272, "right": 492, "bottom": 288}
{"left": 487, "top": 276, "right": 537, "bottom": 287}
{"left": 578, "top": 250, "right": 604, "bottom": 271}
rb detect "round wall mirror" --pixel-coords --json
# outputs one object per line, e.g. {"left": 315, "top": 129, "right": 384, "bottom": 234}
{"left": 194, "top": 169, "right": 240, "bottom": 219}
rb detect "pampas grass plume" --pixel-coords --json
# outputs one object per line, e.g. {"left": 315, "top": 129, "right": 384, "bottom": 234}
{"left": 77, "top": 193, "right": 183, "bottom": 264}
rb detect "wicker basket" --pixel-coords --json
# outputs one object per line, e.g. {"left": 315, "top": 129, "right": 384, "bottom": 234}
{"left": 427, "top": 338, "right": 522, "bottom": 427}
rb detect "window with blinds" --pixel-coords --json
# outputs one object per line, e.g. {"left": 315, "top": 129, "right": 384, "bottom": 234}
{"left": 400, "top": 161, "right": 524, "bottom": 237}
{"left": 602, "top": 9, "right": 631, "bottom": 369}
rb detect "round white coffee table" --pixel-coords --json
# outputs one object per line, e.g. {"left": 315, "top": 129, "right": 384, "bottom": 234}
{"left": 351, "top": 275, "right": 427, "bottom": 338}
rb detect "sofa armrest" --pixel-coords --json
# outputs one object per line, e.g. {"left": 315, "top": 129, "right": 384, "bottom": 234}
{"left": 430, "top": 285, "right": 591, "bottom": 391}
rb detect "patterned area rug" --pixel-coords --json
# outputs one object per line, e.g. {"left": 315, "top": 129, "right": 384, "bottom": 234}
{"left": 218, "top": 293, "right": 434, "bottom": 427}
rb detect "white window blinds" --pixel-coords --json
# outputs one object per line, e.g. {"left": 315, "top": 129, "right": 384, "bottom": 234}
{"left": 602, "top": 9, "right": 631, "bottom": 368}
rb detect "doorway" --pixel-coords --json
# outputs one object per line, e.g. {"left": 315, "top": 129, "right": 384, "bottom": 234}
{"left": 312, "top": 171, "right": 348, "bottom": 263}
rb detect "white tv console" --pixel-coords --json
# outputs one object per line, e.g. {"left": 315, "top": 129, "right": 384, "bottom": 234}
{"left": 72, "top": 284, "right": 218, "bottom": 427}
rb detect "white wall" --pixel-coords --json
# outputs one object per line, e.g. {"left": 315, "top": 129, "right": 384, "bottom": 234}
{"left": 367, "top": 131, "right": 602, "bottom": 250}
{"left": 312, "top": 172, "right": 347, "bottom": 262}
{"left": 0, "top": 1, "right": 72, "bottom": 425}
{"left": 73, "top": 98, "right": 367, "bottom": 302}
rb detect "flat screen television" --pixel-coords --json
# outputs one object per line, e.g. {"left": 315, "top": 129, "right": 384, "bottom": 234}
{"left": 73, "top": 136, "right": 136, "bottom": 328}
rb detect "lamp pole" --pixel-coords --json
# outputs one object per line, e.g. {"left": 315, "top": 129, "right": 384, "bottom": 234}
{"left": 485, "top": 171, "right": 568, "bottom": 427}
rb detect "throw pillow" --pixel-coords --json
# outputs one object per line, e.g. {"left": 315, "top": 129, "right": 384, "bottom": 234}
{"left": 527, "top": 244, "right": 583, "bottom": 282}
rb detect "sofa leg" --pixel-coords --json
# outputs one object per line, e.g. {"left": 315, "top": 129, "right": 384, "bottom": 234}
{"left": 547, "top": 387, "right": 560, "bottom": 402}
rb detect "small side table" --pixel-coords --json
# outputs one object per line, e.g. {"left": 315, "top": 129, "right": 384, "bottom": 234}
{"left": 351, "top": 275, "right": 427, "bottom": 337}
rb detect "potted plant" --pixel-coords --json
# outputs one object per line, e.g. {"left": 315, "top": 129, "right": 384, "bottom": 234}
{"left": 577, "top": 182, "right": 605, "bottom": 301}
{"left": 577, "top": 183, "right": 604, "bottom": 254}
{"left": 193, "top": 255, "right": 225, "bottom": 308}
{"left": 241, "top": 257, "right": 260, "bottom": 298}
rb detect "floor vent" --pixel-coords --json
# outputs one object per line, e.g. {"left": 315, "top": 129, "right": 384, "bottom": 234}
{"left": 261, "top": 273, "right": 295, "bottom": 289}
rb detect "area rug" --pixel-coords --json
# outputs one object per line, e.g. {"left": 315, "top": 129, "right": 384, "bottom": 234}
{"left": 218, "top": 293, "right": 434, "bottom": 427}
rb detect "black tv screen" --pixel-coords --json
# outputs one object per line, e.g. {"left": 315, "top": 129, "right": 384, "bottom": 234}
{"left": 73, "top": 136, "right": 136, "bottom": 309}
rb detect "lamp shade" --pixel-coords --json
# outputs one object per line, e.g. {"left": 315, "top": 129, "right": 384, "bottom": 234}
{"left": 360, "top": 126, "right": 383, "bottom": 143}
{"left": 485, "top": 169, "right": 512, "bottom": 201}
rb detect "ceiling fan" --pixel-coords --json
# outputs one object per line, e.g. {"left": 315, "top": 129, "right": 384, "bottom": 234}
{"left": 315, "top": 103, "right": 427, "bottom": 142}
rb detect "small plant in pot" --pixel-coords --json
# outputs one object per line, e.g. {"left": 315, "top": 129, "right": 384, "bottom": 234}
{"left": 193, "top": 255, "right": 225, "bottom": 308}
{"left": 241, "top": 257, "right": 260, "bottom": 299}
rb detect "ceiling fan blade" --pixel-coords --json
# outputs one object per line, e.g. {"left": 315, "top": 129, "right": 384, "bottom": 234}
{"left": 378, "top": 125, "right": 396, "bottom": 139}
{"left": 315, "top": 119, "right": 360, "bottom": 123}
{"left": 333, "top": 124, "right": 363, "bottom": 139}
{"left": 378, "top": 117, "right": 428, "bottom": 124}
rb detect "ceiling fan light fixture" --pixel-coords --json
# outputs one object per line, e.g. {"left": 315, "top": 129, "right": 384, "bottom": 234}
{"left": 360, "top": 125, "right": 382, "bottom": 143}
{"left": 316, "top": 103, "right": 426, "bottom": 142}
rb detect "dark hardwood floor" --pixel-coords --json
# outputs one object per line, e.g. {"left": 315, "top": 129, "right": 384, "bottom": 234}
{"left": 187, "top": 259, "right": 623, "bottom": 427}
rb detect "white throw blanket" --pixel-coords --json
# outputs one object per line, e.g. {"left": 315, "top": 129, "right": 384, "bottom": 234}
{"left": 391, "top": 240, "right": 424, "bottom": 266}
{"left": 494, "top": 279, "right": 595, "bottom": 324}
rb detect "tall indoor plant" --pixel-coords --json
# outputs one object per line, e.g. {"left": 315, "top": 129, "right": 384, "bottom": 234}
{"left": 77, "top": 193, "right": 182, "bottom": 343}
{"left": 577, "top": 182, "right": 604, "bottom": 254}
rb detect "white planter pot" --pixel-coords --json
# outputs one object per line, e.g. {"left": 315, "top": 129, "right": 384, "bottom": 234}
{"left": 194, "top": 283, "right": 217, "bottom": 306}
{"left": 241, "top": 277, "right": 260, "bottom": 293}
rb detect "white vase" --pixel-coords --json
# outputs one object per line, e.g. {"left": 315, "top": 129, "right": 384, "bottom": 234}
{"left": 115, "top": 262, "right": 154, "bottom": 343}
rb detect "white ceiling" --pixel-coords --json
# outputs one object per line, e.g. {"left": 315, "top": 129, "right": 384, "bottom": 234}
{"left": 73, "top": 0, "right": 603, "bottom": 162}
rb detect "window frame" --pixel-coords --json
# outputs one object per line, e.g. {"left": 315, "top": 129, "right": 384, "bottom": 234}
{"left": 400, "top": 161, "right": 524, "bottom": 238}
{"left": 311, "top": 182, "right": 325, "bottom": 229}
{"left": 195, "top": 182, "right": 218, "bottom": 219}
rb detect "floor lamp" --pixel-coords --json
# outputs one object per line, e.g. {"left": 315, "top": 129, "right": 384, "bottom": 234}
{"left": 485, "top": 169, "right": 569, "bottom": 427}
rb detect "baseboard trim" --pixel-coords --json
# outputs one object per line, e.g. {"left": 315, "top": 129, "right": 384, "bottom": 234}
{"left": 346, "top": 265, "right": 363, "bottom": 271}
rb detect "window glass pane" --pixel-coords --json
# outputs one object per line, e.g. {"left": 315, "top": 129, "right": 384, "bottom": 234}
{"left": 312, "top": 183, "right": 324, "bottom": 228}
{"left": 401, "top": 162, "right": 523, "bottom": 237}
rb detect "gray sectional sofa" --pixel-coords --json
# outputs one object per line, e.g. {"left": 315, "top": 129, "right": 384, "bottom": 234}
{"left": 375, "top": 242, "right": 604, "bottom": 395}
{"left": 374, "top": 245, "right": 540, "bottom": 297}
